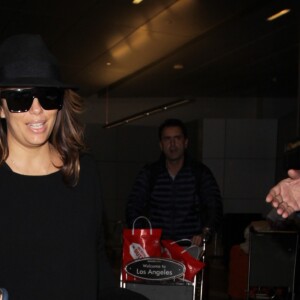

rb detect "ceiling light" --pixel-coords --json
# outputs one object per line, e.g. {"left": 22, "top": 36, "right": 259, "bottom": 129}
{"left": 103, "top": 98, "right": 194, "bottom": 129}
{"left": 267, "top": 9, "right": 290, "bottom": 21}
{"left": 173, "top": 64, "right": 184, "bottom": 70}
{"left": 132, "top": 0, "right": 143, "bottom": 4}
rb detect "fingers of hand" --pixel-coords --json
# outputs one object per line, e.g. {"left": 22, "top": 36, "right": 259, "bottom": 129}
{"left": 288, "top": 169, "right": 300, "bottom": 179}
{"left": 270, "top": 195, "right": 283, "bottom": 208}
{"left": 266, "top": 187, "right": 281, "bottom": 203}
{"left": 277, "top": 201, "right": 294, "bottom": 218}
{"left": 266, "top": 194, "right": 273, "bottom": 203}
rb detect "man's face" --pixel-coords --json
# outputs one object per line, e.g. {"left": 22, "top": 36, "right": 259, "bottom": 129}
{"left": 159, "top": 126, "right": 188, "bottom": 162}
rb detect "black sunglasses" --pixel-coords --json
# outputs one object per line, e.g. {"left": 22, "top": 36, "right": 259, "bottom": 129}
{"left": 0, "top": 87, "right": 64, "bottom": 113}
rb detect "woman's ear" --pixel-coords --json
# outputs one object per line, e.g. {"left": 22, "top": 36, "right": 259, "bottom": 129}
{"left": 0, "top": 107, "right": 6, "bottom": 119}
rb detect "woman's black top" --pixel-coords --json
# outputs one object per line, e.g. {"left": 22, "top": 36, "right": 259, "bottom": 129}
{"left": 0, "top": 154, "right": 114, "bottom": 300}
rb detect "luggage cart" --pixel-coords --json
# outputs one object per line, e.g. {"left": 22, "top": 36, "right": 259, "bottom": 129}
{"left": 120, "top": 239, "right": 206, "bottom": 300}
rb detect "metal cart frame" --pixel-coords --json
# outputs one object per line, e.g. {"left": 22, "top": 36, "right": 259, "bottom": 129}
{"left": 121, "top": 240, "right": 206, "bottom": 300}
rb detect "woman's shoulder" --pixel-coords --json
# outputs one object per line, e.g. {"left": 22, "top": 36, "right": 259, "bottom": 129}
{"left": 78, "top": 152, "right": 102, "bottom": 190}
{"left": 80, "top": 152, "right": 96, "bottom": 164}
{"left": 80, "top": 152, "right": 99, "bottom": 174}
{"left": 0, "top": 162, "right": 11, "bottom": 177}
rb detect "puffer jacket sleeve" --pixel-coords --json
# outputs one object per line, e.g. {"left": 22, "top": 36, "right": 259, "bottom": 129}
{"left": 126, "top": 166, "right": 152, "bottom": 228}
{"left": 198, "top": 163, "right": 223, "bottom": 232}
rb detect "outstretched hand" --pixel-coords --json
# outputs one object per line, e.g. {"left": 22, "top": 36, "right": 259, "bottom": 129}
{"left": 266, "top": 169, "right": 300, "bottom": 218}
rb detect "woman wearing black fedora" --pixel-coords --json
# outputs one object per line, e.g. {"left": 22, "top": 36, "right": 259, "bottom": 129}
{"left": 0, "top": 34, "right": 148, "bottom": 300}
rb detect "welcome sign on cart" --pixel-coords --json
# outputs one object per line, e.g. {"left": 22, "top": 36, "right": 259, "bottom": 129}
{"left": 125, "top": 258, "right": 185, "bottom": 281}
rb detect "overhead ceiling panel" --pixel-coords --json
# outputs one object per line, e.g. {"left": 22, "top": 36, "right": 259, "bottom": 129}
{"left": 0, "top": 0, "right": 298, "bottom": 99}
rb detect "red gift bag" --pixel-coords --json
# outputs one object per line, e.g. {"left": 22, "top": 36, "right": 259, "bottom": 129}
{"left": 122, "top": 216, "right": 162, "bottom": 282}
{"left": 161, "top": 239, "right": 205, "bottom": 282}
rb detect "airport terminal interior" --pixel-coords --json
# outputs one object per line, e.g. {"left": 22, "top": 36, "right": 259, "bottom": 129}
{"left": 0, "top": 0, "right": 299, "bottom": 299}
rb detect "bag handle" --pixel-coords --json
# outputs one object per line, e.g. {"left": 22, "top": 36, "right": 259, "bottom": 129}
{"left": 170, "top": 239, "right": 192, "bottom": 245}
{"left": 181, "top": 244, "right": 202, "bottom": 258}
{"left": 170, "top": 239, "right": 202, "bottom": 258}
{"left": 132, "top": 216, "right": 152, "bottom": 235}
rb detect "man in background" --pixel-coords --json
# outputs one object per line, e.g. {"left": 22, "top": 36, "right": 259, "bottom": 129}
{"left": 126, "top": 118, "right": 223, "bottom": 245}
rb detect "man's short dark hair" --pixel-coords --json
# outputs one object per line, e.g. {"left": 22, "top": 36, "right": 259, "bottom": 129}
{"left": 158, "top": 118, "right": 188, "bottom": 140}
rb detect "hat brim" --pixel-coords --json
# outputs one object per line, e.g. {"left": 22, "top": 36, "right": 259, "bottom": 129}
{"left": 0, "top": 77, "right": 77, "bottom": 89}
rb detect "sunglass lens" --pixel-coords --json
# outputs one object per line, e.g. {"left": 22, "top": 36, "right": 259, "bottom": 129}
{"left": 1, "top": 90, "right": 33, "bottom": 112}
{"left": 38, "top": 88, "right": 64, "bottom": 110}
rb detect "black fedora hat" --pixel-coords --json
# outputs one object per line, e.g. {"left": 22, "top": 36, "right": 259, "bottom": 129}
{"left": 0, "top": 34, "right": 74, "bottom": 88}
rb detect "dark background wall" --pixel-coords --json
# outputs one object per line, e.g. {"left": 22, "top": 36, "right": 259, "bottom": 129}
{"left": 82, "top": 94, "right": 299, "bottom": 272}
{"left": 84, "top": 107, "right": 298, "bottom": 229}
